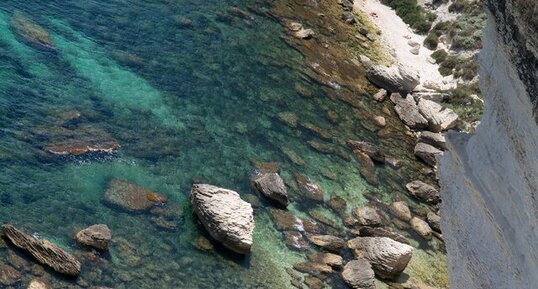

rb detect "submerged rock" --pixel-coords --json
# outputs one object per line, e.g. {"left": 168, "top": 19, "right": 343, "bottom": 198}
{"left": 346, "top": 140, "right": 385, "bottom": 163}
{"left": 348, "top": 237, "right": 413, "bottom": 279}
{"left": 354, "top": 150, "right": 379, "bottom": 186}
{"left": 308, "top": 252, "right": 343, "bottom": 268}
{"left": 294, "top": 173, "right": 324, "bottom": 202}
{"left": 342, "top": 258, "right": 376, "bottom": 289}
{"left": 356, "top": 226, "right": 410, "bottom": 245}
{"left": 190, "top": 184, "right": 255, "bottom": 254}
{"left": 0, "top": 262, "right": 22, "bottom": 286}
{"left": 103, "top": 179, "right": 166, "bottom": 212}
{"left": 406, "top": 180, "right": 440, "bottom": 204}
{"left": 2, "top": 225, "right": 81, "bottom": 276}
{"left": 293, "top": 262, "right": 332, "bottom": 275}
{"left": 283, "top": 231, "right": 309, "bottom": 250}
{"left": 45, "top": 139, "right": 120, "bottom": 156}
{"left": 353, "top": 206, "right": 384, "bottom": 227}
{"left": 75, "top": 224, "right": 111, "bottom": 251}
{"left": 252, "top": 173, "right": 289, "bottom": 207}
{"left": 10, "top": 12, "right": 54, "bottom": 50}
{"left": 27, "top": 279, "right": 49, "bottom": 289}
{"left": 307, "top": 234, "right": 346, "bottom": 253}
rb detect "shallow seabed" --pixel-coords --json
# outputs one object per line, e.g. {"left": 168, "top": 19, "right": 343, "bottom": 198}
{"left": 0, "top": 1, "right": 447, "bottom": 288}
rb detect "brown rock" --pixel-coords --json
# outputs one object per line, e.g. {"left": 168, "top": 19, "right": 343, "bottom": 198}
{"left": 27, "top": 279, "right": 50, "bottom": 289}
{"left": 294, "top": 173, "right": 324, "bottom": 202}
{"left": 0, "top": 262, "right": 21, "bottom": 286}
{"left": 357, "top": 226, "right": 410, "bottom": 244}
{"left": 253, "top": 173, "right": 289, "bottom": 207}
{"left": 390, "top": 201, "right": 412, "bottom": 221}
{"left": 410, "top": 217, "right": 433, "bottom": 240}
{"left": 426, "top": 212, "right": 441, "bottom": 232}
{"left": 103, "top": 179, "right": 166, "bottom": 212}
{"left": 346, "top": 140, "right": 385, "bottom": 162}
{"left": 405, "top": 180, "right": 440, "bottom": 204}
{"left": 342, "top": 258, "right": 376, "bottom": 289}
{"left": 327, "top": 194, "right": 347, "bottom": 215}
{"left": 354, "top": 151, "right": 379, "bottom": 186}
{"left": 304, "top": 276, "right": 324, "bottom": 289}
{"left": 308, "top": 252, "right": 343, "bottom": 268}
{"left": 307, "top": 235, "right": 346, "bottom": 252}
{"left": 2, "top": 225, "right": 81, "bottom": 276}
{"left": 283, "top": 231, "right": 309, "bottom": 250}
{"left": 353, "top": 206, "right": 384, "bottom": 226}
{"left": 293, "top": 262, "right": 332, "bottom": 275}
{"left": 10, "top": 12, "right": 54, "bottom": 50}
{"left": 75, "top": 224, "right": 111, "bottom": 251}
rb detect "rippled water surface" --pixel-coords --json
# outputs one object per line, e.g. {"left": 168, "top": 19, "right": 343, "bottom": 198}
{"left": 0, "top": 1, "right": 447, "bottom": 288}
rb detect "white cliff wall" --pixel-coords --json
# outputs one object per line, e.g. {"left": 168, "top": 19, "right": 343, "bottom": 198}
{"left": 438, "top": 1, "right": 538, "bottom": 288}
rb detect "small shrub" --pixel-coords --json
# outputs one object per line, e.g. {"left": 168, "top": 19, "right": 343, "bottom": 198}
{"left": 431, "top": 49, "right": 448, "bottom": 63}
{"left": 424, "top": 33, "right": 439, "bottom": 50}
{"left": 384, "top": 0, "right": 435, "bottom": 34}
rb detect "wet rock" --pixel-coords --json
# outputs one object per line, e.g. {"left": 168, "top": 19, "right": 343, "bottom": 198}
{"left": 278, "top": 112, "right": 298, "bottom": 127}
{"left": 373, "top": 89, "right": 387, "bottom": 102}
{"left": 7, "top": 251, "right": 27, "bottom": 270}
{"left": 304, "top": 276, "right": 324, "bottom": 289}
{"left": 251, "top": 159, "right": 280, "bottom": 173}
{"left": 269, "top": 208, "right": 305, "bottom": 231}
{"left": 353, "top": 206, "right": 384, "bottom": 226}
{"left": 354, "top": 151, "right": 379, "bottom": 186}
{"left": 385, "top": 156, "right": 402, "bottom": 169}
{"left": 410, "top": 217, "right": 433, "bottom": 240}
{"left": 307, "top": 140, "right": 337, "bottom": 154}
{"left": 103, "top": 179, "right": 166, "bottom": 212}
{"left": 2, "top": 224, "right": 81, "bottom": 276}
{"left": 150, "top": 216, "right": 178, "bottom": 231}
{"left": 293, "top": 262, "right": 332, "bottom": 275}
{"left": 27, "top": 279, "right": 49, "bottom": 289}
{"left": 283, "top": 231, "right": 309, "bottom": 250}
{"left": 393, "top": 94, "right": 429, "bottom": 129}
{"left": 301, "top": 122, "right": 332, "bottom": 140}
{"left": 190, "top": 184, "right": 255, "bottom": 254}
{"left": 308, "top": 210, "right": 339, "bottom": 229}
{"left": 390, "top": 201, "right": 412, "bottom": 221}
{"left": 253, "top": 173, "right": 289, "bottom": 207}
{"left": 346, "top": 140, "right": 385, "bottom": 162}
{"left": 417, "top": 98, "right": 458, "bottom": 132}
{"left": 308, "top": 252, "right": 343, "bottom": 268}
{"left": 45, "top": 139, "right": 120, "bottom": 156}
{"left": 176, "top": 16, "right": 193, "bottom": 28}
{"left": 342, "top": 12, "right": 356, "bottom": 24}
{"left": 294, "top": 173, "right": 324, "bottom": 202}
{"left": 307, "top": 235, "right": 346, "bottom": 252}
{"left": 227, "top": 7, "right": 253, "bottom": 20}
{"left": 282, "top": 148, "right": 306, "bottom": 166}
{"left": 10, "top": 12, "right": 54, "bottom": 50}
{"left": 192, "top": 235, "right": 214, "bottom": 252}
{"left": 414, "top": 142, "right": 443, "bottom": 167}
{"left": 327, "top": 194, "right": 347, "bottom": 216}
{"left": 357, "top": 226, "right": 410, "bottom": 245}
{"left": 75, "top": 224, "right": 111, "bottom": 251}
{"left": 406, "top": 180, "right": 440, "bottom": 204}
{"left": 0, "top": 262, "right": 21, "bottom": 286}
{"left": 373, "top": 116, "right": 386, "bottom": 127}
{"left": 342, "top": 258, "right": 376, "bottom": 289}
{"left": 419, "top": 131, "right": 447, "bottom": 150}
{"left": 364, "top": 61, "right": 420, "bottom": 93}
{"left": 426, "top": 212, "right": 441, "bottom": 232}
{"left": 348, "top": 237, "right": 413, "bottom": 279}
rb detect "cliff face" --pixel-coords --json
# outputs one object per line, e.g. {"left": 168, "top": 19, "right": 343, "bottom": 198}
{"left": 439, "top": 1, "right": 538, "bottom": 289}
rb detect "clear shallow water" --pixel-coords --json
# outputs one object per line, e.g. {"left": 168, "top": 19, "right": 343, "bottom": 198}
{"left": 0, "top": 1, "right": 447, "bottom": 288}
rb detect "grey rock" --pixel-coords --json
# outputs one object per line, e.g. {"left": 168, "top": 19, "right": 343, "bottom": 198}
{"left": 75, "top": 224, "right": 112, "bottom": 251}
{"left": 2, "top": 224, "right": 81, "bottom": 276}
{"left": 393, "top": 94, "right": 429, "bottom": 129}
{"left": 417, "top": 98, "right": 458, "bottom": 132}
{"left": 342, "top": 258, "right": 376, "bottom": 289}
{"left": 414, "top": 142, "right": 443, "bottom": 166}
{"left": 419, "top": 131, "right": 447, "bottom": 150}
{"left": 365, "top": 64, "right": 420, "bottom": 93}
{"left": 253, "top": 173, "right": 289, "bottom": 207}
{"left": 373, "top": 89, "right": 388, "bottom": 102}
{"left": 342, "top": 12, "right": 356, "bottom": 24}
{"left": 348, "top": 237, "right": 413, "bottom": 279}
{"left": 406, "top": 180, "right": 441, "bottom": 204}
{"left": 426, "top": 212, "right": 441, "bottom": 232}
{"left": 190, "top": 184, "right": 255, "bottom": 254}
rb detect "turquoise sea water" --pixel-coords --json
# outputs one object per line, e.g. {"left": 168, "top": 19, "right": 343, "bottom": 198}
{"left": 0, "top": 1, "right": 447, "bottom": 288}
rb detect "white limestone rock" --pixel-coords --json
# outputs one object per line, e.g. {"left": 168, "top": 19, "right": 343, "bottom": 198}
{"left": 190, "top": 184, "right": 255, "bottom": 254}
